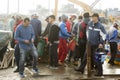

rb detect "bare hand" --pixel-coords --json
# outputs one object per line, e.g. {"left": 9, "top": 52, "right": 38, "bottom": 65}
{"left": 31, "top": 39, "right": 34, "bottom": 43}
{"left": 24, "top": 40, "right": 30, "bottom": 44}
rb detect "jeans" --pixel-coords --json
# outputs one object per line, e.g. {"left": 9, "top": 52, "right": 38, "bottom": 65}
{"left": 19, "top": 46, "right": 38, "bottom": 74}
{"left": 14, "top": 44, "right": 20, "bottom": 69}
{"left": 109, "top": 42, "right": 117, "bottom": 64}
{"left": 78, "top": 44, "right": 98, "bottom": 72}
{"left": 49, "top": 43, "right": 58, "bottom": 67}
{"left": 58, "top": 38, "right": 68, "bottom": 63}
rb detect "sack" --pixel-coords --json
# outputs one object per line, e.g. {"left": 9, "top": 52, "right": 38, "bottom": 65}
{"left": 68, "top": 40, "right": 76, "bottom": 51}
{"left": 37, "top": 39, "right": 46, "bottom": 57}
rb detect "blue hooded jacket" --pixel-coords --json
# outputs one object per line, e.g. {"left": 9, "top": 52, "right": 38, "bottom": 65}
{"left": 59, "top": 22, "right": 71, "bottom": 39}
{"left": 106, "top": 26, "right": 118, "bottom": 42}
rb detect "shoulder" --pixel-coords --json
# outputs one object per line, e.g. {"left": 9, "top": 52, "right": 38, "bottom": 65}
{"left": 88, "top": 21, "right": 93, "bottom": 26}
{"left": 60, "top": 23, "right": 65, "bottom": 27}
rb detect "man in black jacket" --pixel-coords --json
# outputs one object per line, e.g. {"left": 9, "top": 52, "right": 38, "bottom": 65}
{"left": 48, "top": 15, "right": 60, "bottom": 69}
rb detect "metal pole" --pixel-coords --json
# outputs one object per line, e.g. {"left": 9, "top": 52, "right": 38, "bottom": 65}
{"left": 48, "top": 0, "right": 50, "bottom": 12}
{"left": 54, "top": 0, "right": 58, "bottom": 17}
{"left": 7, "top": 0, "right": 9, "bottom": 15}
{"left": 18, "top": 0, "right": 19, "bottom": 13}
{"left": 87, "top": 42, "right": 91, "bottom": 77}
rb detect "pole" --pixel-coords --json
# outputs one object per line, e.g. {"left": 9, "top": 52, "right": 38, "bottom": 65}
{"left": 7, "top": 0, "right": 9, "bottom": 15}
{"left": 18, "top": 0, "right": 19, "bottom": 13}
{"left": 87, "top": 42, "right": 91, "bottom": 77}
{"left": 54, "top": 0, "right": 58, "bottom": 17}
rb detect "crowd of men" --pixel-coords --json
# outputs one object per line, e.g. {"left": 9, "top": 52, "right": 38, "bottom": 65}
{"left": 7, "top": 12, "right": 120, "bottom": 78}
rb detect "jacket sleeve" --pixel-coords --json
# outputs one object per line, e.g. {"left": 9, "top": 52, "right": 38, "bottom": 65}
{"left": 41, "top": 23, "right": 50, "bottom": 37}
{"left": 49, "top": 26, "right": 54, "bottom": 43}
{"left": 60, "top": 24, "right": 71, "bottom": 37}
{"left": 72, "top": 23, "right": 78, "bottom": 35}
{"left": 14, "top": 27, "right": 25, "bottom": 43}
{"left": 31, "top": 26, "right": 35, "bottom": 40}
{"left": 100, "top": 25, "right": 107, "bottom": 41}
{"left": 110, "top": 30, "right": 118, "bottom": 40}
{"left": 37, "top": 21, "right": 42, "bottom": 36}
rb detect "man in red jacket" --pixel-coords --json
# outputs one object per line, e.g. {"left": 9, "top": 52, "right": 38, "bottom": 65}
{"left": 14, "top": 16, "right": 23, "bottom": 73}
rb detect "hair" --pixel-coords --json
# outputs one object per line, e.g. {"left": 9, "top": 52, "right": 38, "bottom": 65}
{"left": 49, "top": 15, "right": 56, "bottom": 20}
{"left": 61, "top": 14, "right": 68, "bottom": 21}
{"left": 78, "top": 16, "right": 83, "bottom": 19}
{"left": 24, "top": 17, "right": 30, "bottom": 22}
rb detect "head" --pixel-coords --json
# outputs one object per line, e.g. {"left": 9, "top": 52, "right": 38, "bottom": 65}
{"left": 58, "top": 16, "right": 62, "bottom": 22}
{"left": 83, "top": 12, "right": 90, "bottom": 24}
{"left": 91, "top": 13, "right": 99, "bottom": 23}
{"left": 78, "top": 16, "right": 83, "bottom": 22}
{"left": 113, "top": 20, "right": 120, "bottom": 29}
{"left": 61, "top": 14, "right": 68, "bottom": 22}
{"left": 32, "top": 13, "right": 39, "bottom": 19}
{"left": 98, "top": 44, "right": 103, "bottom": 48}
{"left": 15, "top": 16, "right": 22, "bottom": 23}
{"left": 23, "top": 18, "right": 30, "bottom": 27}
{"left": 12, "top": 16, "right": 15, "bottom": 19}
{"left": 49, "top": 15, "right": 56, "bottom": 24}
{"left": 45, "top": 16, "right": 49, "bottom": 23}
{"left": 70, "top": 15, "right": 76, "bottom": 22}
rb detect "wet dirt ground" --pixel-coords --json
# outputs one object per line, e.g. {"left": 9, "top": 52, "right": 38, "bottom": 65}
{"left": 0, "top": 62, "right": 120, "bottom": 80}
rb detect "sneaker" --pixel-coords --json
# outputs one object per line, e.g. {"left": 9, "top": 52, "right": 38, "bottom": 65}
{"left": 14, "top": 68, "right": 19, "bottom": 73}
{"left": 19, "top": 73, "right": 25, "bottom": 78}
{"left": 32, "top": 69, "right": 39, "bottom": 75}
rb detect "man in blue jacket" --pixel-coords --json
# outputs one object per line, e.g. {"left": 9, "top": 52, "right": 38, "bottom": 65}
{"left": 15, "top": 18, "right": 38, "bottom": 78}
{"left": 31, "top": 14, "right": 42, "bottom": 47}
{"left": 58, "top": 14, "right": 72, "bottom": 65}
{"left": 106, "top": 22, "right": 119, "bottom": 65}
{"left": 75, "top": 13, "right": 106, "bottom": 76}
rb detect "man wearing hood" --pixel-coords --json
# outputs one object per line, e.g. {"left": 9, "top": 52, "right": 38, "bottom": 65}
{"left": 106, "top": 22, "right": 119, "bottom": 65}
{"left": 74, "top": 12, "right": 90, "bottom": 63}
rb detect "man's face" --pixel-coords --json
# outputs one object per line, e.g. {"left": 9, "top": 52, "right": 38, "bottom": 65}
{"left": 24, "top": 20, "right": 30, "bottom": 26}
{"left": 92, "top": 16, "right": 98, "bottom": 22}
{"left": 49, "top": 17, "right": 53, "bottom": 23}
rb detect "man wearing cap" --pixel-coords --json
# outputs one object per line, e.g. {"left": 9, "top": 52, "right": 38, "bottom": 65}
{"left": 75, "top": 13, "right": 106, "bottom": 76}
{"left": 58, "top": 14, "right": 72, "bottom": 65}
{"left": 106, "top": 22, "right": 119, "bottom": 65}
{"left": 30, "top": 14, "right": 42, "bottom": 47}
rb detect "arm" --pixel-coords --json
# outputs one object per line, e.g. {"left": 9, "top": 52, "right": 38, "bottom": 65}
{"left": 41, "top": 23, "right": 50, "bottom": 37}
{"left": 49, "top": 26, "right": 54, "bottom": 44}
{"left": 100, "top": 25, "right": 107, "bottom": 41}
{"left": 14, "top": 27, "right": 25, "bottom": 43}
{"left": 110, "top": 30, "right": 118, "bottom": 40}
{"left": 31, "top": 26, "right": 35, "bottom": 40}
{"left": 60, "top": 24, "right": 71, "bottom": 37}
{"left": 37, "top": 21, "right": 42, "bottom": 36}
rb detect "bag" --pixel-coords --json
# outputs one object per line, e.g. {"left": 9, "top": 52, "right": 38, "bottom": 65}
{"left": 68, "top": 40, "right": 76, "bottom": 51}
{"left": 37, "top": 39, "right": 46, "bottom": 57}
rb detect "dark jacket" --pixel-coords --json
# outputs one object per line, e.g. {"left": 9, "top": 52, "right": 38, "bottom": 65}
{"left": 77, "top": 18, "right": 90, "bottom": 43}
{"left": 41, "top": 23, "right": 51, "bottom": 37}
{"left": 30, "top": 18, "right": 42, "bottom": 37}
{"left": 87, "top": 21, "right": 106, "bottom": 45}
{"left": 49, "top": 23, "right": 60, "bottom": 44}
